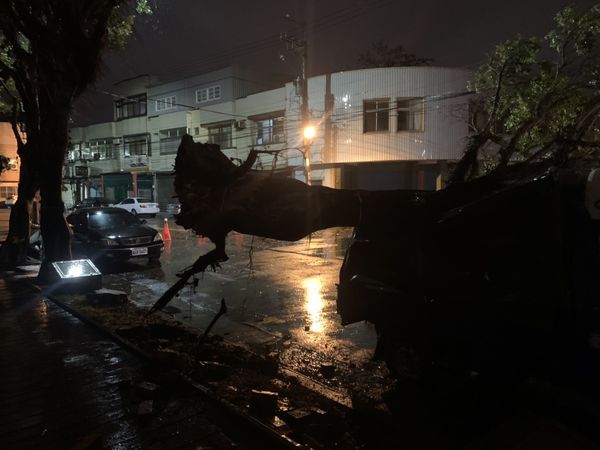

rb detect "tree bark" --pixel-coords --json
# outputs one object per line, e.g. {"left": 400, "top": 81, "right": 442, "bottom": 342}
{"left": 36, "top": 121, "right": 72, "bottom": 283}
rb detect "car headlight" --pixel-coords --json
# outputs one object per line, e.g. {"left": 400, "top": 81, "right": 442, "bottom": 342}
{"left": 153, "top": 232, "right": 163, "bottom": 242}
{"left": 100, "top": 238, "right": 119, "bottom": 247}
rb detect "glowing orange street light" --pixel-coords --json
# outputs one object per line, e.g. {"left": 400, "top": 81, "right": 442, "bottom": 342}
{"left": 302, "top": 125, "right": 316, "bottom": 184}
{"left": 303, "top": 125, "right": 316, "bottom": 140}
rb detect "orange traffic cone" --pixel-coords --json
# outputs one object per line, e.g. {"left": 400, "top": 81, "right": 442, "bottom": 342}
{"left": 162, "top": 217, "right": 172, "bottom": 241}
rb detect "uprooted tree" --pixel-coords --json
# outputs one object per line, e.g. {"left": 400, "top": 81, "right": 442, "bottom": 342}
{"left": 0, "top": 0, "right": 151, "bottom": 275}
{"left": 152, "top": 4, "right": 600, "bottom": 313}
{"left": 147, "top": 7, "right": 600, "bottom": 388}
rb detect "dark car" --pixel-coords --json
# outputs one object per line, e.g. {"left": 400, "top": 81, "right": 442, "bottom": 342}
{"left": 337, "top": 173, "right": 600, "bottom": 384}
{"left": 73, "top": 197, "right": 110, "bottom": 210}
{"left": 66, "top": 207, "right": 163, "bottom": 262}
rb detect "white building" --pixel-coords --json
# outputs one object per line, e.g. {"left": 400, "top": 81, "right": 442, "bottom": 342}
{"left": 65, "top": 66, "right": 471, "bottom": 209}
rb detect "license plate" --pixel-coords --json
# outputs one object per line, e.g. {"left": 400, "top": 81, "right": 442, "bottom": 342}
{"left": 131, "top": 247, "right": 148, "bottom": 256}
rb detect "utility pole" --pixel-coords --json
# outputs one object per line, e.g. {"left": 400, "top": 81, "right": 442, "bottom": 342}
{"left": 281, "top": 15, "right": 312, "bottom": 184}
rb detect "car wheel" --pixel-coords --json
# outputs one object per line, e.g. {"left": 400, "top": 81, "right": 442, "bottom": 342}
{"left": 131, "top": 209, "right": 137, "bottom": 216}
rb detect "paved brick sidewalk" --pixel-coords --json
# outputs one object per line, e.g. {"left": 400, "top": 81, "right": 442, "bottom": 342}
{"left": 0, "top": 270, "right": 244, "bottom": 450}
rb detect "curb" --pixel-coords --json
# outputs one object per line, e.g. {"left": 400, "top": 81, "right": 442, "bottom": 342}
{"left": 43, "top": 291, "right": 319, "bottom": 450}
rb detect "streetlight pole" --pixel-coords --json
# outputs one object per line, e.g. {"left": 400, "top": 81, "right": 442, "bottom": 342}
{"left": 281, "top": 14, "right": 312, "bottom": 184}
{"left": 300, "top": 42, "right": 312, "bottom": 185}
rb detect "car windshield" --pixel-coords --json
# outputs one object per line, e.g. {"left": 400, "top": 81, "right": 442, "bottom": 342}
{"left": 88, "top": 210, "right": 140, "bottom": 229}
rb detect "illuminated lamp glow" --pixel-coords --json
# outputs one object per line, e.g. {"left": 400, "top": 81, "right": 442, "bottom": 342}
{"left": 303, "top": 125, "right": 316, "bottom": 140}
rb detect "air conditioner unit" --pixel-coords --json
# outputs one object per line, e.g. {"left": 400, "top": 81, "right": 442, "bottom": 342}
{"left": 113, "top": 138, "right": 122, "bottom": 145}
{"left": 235, "top": 120, "right": 246, "bottom": 130}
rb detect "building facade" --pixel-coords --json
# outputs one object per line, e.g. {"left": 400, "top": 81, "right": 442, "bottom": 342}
{"left": 0, "top": 122, "right": 21, "bottom": 206}
{"left": 65, "top": 66, "right": 472, "bottom": 209}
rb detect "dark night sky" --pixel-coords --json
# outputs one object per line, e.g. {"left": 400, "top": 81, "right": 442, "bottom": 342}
{"left": 72, "top": 0, "right": 599, "bottom": 125}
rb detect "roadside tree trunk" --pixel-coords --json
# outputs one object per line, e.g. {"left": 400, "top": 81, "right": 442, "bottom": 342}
{"left": 37, "top": 109, "right": 72, "bottom": 282}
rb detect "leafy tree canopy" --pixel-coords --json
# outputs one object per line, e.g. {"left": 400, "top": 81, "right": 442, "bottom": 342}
{"left": 357, "top": 40, "right": 433, "bottom": 68}
{"left": 0, "top": 1, "right": 152, "bottom": 122}
{"left": 452, "top": 3, "right": 600, "bottom": 182}
{"left": 0, "top": 0, "right": 153, "bottom": 270}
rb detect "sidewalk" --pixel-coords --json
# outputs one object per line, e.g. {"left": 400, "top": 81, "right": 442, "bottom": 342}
{"left": 0, "top": 268, "right": 243, "bottom": 450}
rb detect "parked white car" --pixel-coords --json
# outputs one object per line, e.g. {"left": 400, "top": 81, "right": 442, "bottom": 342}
{"left": 113, "top": 198, "right": 160, "bottom": 217}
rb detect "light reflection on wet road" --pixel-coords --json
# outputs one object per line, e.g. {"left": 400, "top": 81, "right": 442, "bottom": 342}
{"left": 91, "top": 219, "right": 386, "bottom": 403}
{"left": 304, "top": 276, "right": 325, "bottom": 333}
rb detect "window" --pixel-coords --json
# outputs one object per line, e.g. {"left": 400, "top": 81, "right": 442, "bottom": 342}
{"left": 67, "top": 143, "right": 81, "bottom": 162}
{"left": 156, "top": 95, "right": 176, "bottom": 112}
{"left": 207, "top": 123, "right": 232, "bottom": 148}
{"left": 66, "top": 212, "right": 86, "bottom": 229}
{"left": 0, "top": 185, "right": 17, "bottom": 199}
{"left": 363, "top": 99, "right": 389, "bottom": 132}
{"left": 123, "top": 135, "right": 149, "bottom": 157}
{"left": 159, "top": 127, "right": 187, "bottom": 155}
{"left": 397, "top": 98, "right": 424, "bottom": 131}
{"left": 89, "top": 138, "right": 115, "bottom": 160}
{"left": 196, "top": 85, "right": 221, "bottom": 103}
{"left": 254, "top": 117, "right": 284, "bottom": 145}
{"left": 115, "top": 94, "right": 147, "bottom": 120}
{"left": 81, "top": 144, "right": 92, "bottom": 161}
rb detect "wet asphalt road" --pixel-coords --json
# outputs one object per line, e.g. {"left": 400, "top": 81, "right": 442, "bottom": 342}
{"left": 102, "top": 216, "right": 383, "bottom": 405}
{"left": 0, "top": 209, "right": 385, "bottom": 405}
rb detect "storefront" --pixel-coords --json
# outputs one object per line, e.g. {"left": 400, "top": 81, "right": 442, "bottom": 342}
{"left": 102, "top": 172, "right": 155, "bottom": 203}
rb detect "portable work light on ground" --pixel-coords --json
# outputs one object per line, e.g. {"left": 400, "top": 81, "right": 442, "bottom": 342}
{"left": 50, "top": 259, "right": 102, "bottom": 293}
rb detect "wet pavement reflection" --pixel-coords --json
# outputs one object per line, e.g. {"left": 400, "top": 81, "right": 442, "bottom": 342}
{"left": 84, "top": 219, "right": 385, "bottom": 404}
{"left": 304, "top": 276, "right": 325, "bottom": 333}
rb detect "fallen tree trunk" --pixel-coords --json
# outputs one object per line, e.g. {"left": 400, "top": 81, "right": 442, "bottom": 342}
{"left": 161, "top": 135, "right": 600, "bottom": 388}
{"left": 151, "top": 135, "right": 557, "bottom": 313}
{"left": 174, "top": 135, "right": 363, "bottom": 242}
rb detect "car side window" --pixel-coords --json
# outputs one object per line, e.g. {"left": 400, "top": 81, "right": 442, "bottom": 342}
{"left": 122, "top": 198, "right": 134, "bottom": 204}
{"left": 67, "top": 214, "right": 87, "bottom": 230}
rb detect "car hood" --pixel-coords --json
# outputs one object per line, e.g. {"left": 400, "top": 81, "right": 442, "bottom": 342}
{"left": 88, "top": 224, "right": 157, "bottom": 239}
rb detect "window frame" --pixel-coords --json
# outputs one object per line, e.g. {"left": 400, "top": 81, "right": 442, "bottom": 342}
{"left": 396, "top": 97, "right": 424, "bottom": 132}
{"left": 196, "top": 85, "right": 222, "bottom": 103}
{"left": 206, "top": 123, "right": 232, "bottom": 149}
{"left": 114, "top": 94, "right": 147, "bottom": 120}
{"left": 254, "top": 116, "right": 285, "bottom": 145}
{"left": 89, "top": 138, "right": 115, "bottom": 160}
{"left": 159, "top": 127, "right": 187, "bottom": 155}
{"left": 123, "top": 134, "right": 150, "bottom": 158}
{"left": 155, "top": 95, "right": 177, "bottom": 112}
{"left": 363, "top": 99, "right": 390, "bottom": 133}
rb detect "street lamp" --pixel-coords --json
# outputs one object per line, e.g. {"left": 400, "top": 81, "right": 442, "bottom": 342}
{"left": 303, "top": 125, "right": 316, "bottom": 140}
{"left": 302, "top": 124, "right": 315, "bottom": 185}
